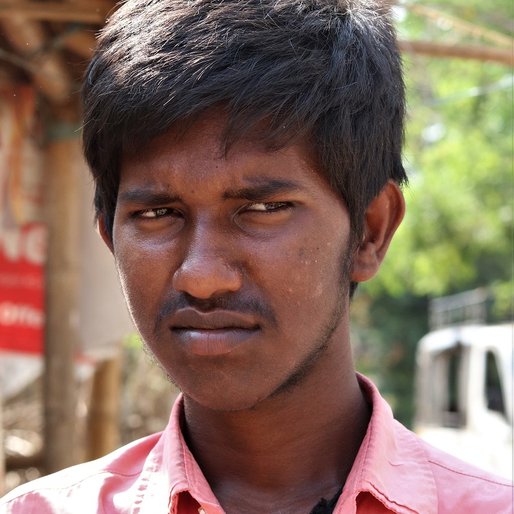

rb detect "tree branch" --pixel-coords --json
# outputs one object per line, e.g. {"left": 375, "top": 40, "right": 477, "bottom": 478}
{"left": 399, "top": 40, "right": 514, "bottom": 67}
{"left": 403, "top": 2, "right": 514, "bottom": 49}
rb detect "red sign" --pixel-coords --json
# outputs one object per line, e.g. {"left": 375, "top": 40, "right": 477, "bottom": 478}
{"left": 0, "top": 223, "right": 46, "bottom": 353}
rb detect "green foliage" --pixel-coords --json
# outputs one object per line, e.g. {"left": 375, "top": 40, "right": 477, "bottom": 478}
{"left": 372, "top": 57, "right": 512, "bottom": 298}
{"left": 353, "top": 3, "right": 513, "bottom": 427}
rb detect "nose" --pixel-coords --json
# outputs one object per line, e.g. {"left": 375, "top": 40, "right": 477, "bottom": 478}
{"left": 172, "top": 225, "right": 243, "bottom": 300}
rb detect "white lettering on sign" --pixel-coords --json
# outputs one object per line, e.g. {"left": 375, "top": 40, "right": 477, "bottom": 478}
{"left": 0, "top": 302, "right": 44, "bottom": 328}
{"left": 0, "top": 225, "right": 46, "bottom": 265}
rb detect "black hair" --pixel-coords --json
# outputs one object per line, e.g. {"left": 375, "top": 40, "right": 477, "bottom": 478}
{"left": 82, "top": 0, "right": 407, "bottom": 240}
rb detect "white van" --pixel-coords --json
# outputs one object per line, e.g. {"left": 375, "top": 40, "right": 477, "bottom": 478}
{"left": 414, "top": 323, "right": 513, "bottom": 480}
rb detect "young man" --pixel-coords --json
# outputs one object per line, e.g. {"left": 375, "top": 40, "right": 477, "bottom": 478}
{"left": 2, "top": 0, "right": 512, "bottom": 512}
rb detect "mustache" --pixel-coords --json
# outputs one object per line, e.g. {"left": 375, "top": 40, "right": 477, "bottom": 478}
{"left": 156, "top": 292, "right": 277, "bottom": 329}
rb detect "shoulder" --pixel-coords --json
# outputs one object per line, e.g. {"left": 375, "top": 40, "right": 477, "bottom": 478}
{"left": 0, "top": 432, "right": 162, "bottom": 514}
{"left": 403, "top": 424, "right": 513, "bottom": 514}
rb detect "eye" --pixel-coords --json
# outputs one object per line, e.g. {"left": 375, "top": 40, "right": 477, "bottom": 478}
{"left": 244, "top": 202, "right": 291, "bottom": 213}
{"left": 137, "top": 207, "right": 174, "bottom": 219}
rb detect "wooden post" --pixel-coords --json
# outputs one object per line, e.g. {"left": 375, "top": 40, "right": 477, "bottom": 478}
{"left": 87, "top": 356, "right": 122, "bottom": 461}
{"left": 43, "top": 103, "right": 81, "bottom": 474}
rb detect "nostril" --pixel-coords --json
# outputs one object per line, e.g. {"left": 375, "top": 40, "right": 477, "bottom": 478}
{"left": 180, "top": 292, "right": 237, "bottom": 312}
{"left": 172, "top": 255, "right": 243, "bottom": 299}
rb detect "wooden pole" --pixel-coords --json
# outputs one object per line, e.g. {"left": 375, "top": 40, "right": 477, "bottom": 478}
{"left": 86, "top": 356, "right": 122, "bottom": 461}
{"left": 43, "top": 103, "right": 81, "bottom": 474}
{"left": 399, "top": 40, "right": 514, "bottom": 67}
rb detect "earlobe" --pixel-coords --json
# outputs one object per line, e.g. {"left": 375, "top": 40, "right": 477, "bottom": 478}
{"left": 97, "top": 215, "right": 114, "bottom": 254}
{"left": 350, "top": 181, "right": 405, "bottom": 283}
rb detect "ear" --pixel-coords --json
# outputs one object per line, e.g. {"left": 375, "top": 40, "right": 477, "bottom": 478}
{"left": 350, "top": 180, "right": 405, "bottom": 283}
{"left": 97, "top": 215, "right": 114, "bottom": 254}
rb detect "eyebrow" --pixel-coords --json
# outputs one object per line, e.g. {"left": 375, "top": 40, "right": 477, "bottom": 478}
{"left": 117, "top": 179, "right": 303, "bottom": 205}
{"left": 117, "top": 189, "right": 181, "bottom": 205}
{"left": 223, "top": 179, "right": 302, "bottom": 201}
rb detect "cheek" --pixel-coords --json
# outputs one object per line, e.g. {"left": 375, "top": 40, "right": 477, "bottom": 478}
{"left": 114, "top": 239, "right": 173, "bottom": 329}
{"left": 265, "top": 237, "right": 345, "bottom": 310}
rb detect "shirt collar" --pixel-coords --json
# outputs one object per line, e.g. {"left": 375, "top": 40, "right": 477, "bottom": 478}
{"left": 164, "top": 396, "right": 224, "bottom": 514}
{"left": 337, "top": 374, "right": 437, "bottom": 514}
{"left": 161, "top": 375, "right": 438, "bottom": 514}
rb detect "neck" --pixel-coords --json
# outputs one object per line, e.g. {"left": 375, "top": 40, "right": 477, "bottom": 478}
{"left": 182, "top": 342, "right": 370, "bottom": 513}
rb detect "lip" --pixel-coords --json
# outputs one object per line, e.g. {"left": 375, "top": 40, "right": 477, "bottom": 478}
{"left": 169, "top": 308, "right": 260, "bottom": 356}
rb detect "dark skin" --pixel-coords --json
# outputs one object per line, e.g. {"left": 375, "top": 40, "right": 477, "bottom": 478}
{"left": 100, "top": 113, "right": 405, "bottom": 513}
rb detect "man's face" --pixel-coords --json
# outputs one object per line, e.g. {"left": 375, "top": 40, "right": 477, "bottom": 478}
{"left": 110, "top": 114, "right": 354, "bottom": 411}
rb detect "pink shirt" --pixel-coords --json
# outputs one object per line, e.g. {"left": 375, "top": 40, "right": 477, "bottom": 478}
{"left": 2, "top": 375, "right": 512, "bottom": 513}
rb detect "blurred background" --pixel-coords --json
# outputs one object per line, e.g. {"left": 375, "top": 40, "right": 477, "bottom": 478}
{"left": 0, "top": 0, "right": 512, "bottom": 494}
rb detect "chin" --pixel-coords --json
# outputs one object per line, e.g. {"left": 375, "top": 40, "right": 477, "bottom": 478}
{"left": 181, "top": 382, "right": 273, "bottom": 413}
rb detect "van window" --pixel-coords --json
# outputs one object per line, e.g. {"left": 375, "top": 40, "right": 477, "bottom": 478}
{"left": 443, "top": 347, "right": 464, "bottom": 427}
{"left": 447, "top": 350, "right": 460, "bottom": 413}
{"left": 432, "top": 345, "right": 465, "bottom": 428}
{"left": 485, "top": 351, "right": 505, "bottom": 415}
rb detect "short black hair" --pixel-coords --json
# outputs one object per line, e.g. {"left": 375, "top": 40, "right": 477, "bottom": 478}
{"left": 82, "top": 0, "right": 407, "bottom": 239}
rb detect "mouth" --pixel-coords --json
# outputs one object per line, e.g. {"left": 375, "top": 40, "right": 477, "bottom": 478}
{"left": 169, "top": 309, "right": 260, "bottom": 356}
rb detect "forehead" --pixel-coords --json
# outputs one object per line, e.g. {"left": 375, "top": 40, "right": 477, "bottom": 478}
{"left": 119, "top": 112, "right": 335, "bottom": 197}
